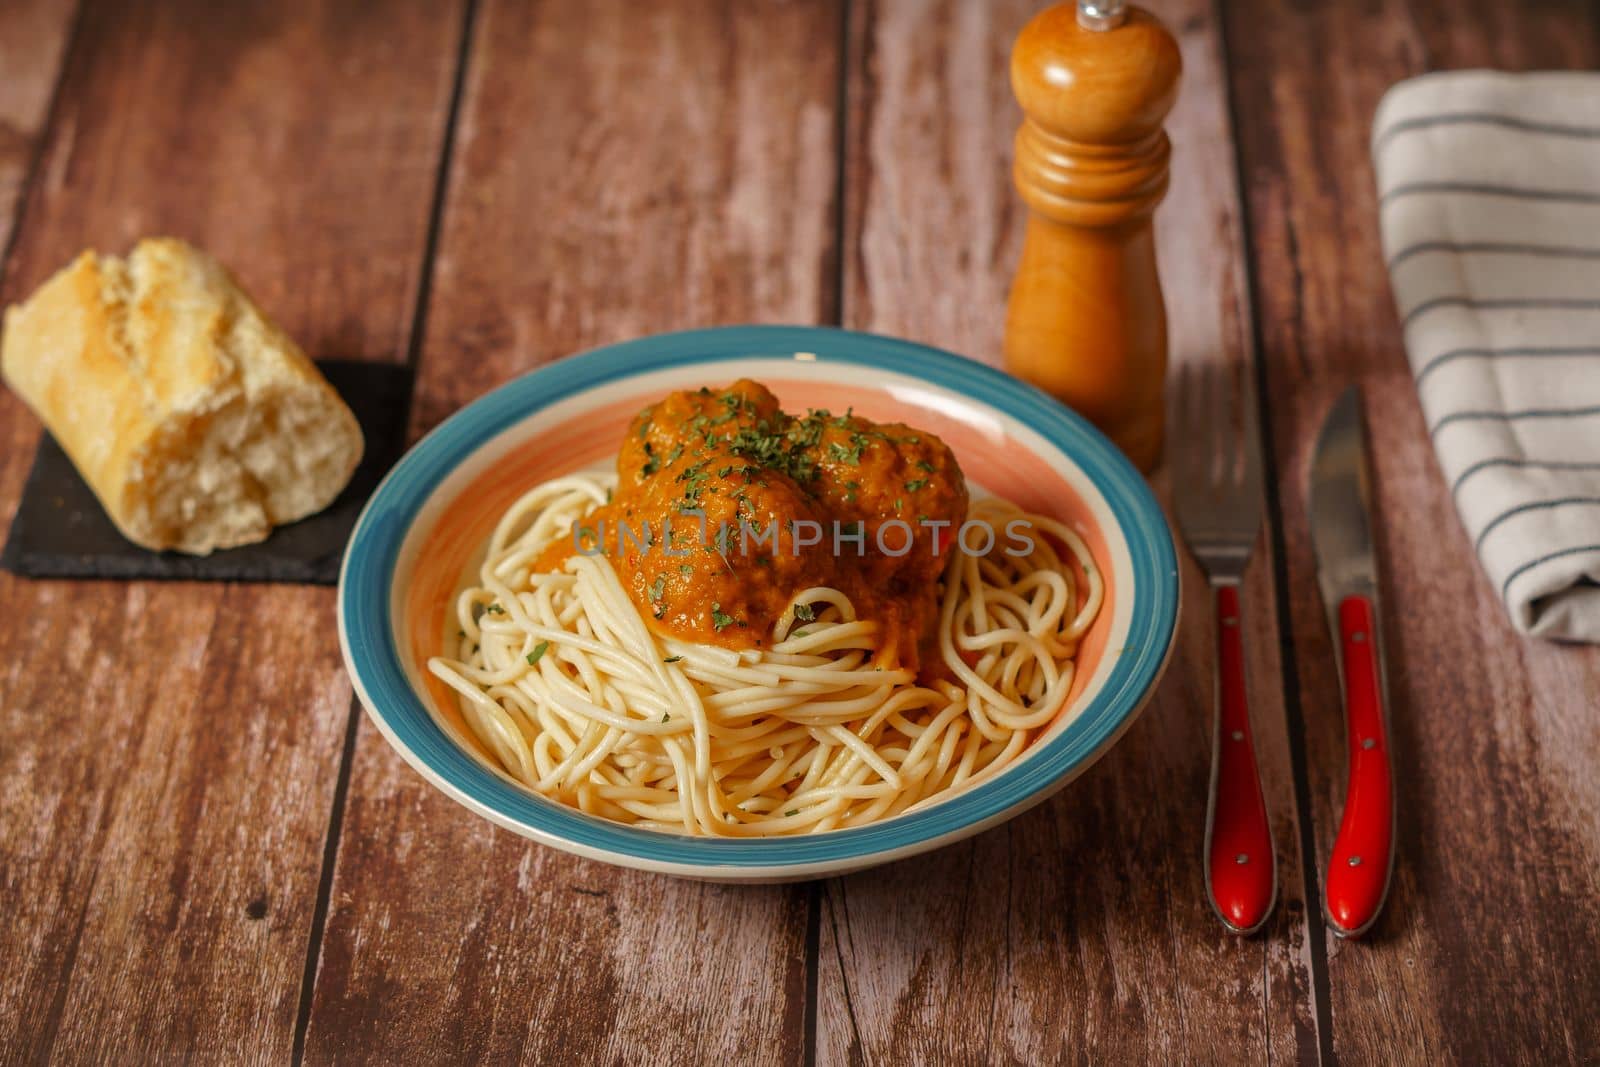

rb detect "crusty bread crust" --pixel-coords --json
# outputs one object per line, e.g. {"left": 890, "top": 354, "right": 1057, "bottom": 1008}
{"left": 1, "top": 238, "right": 364, "bottom": 555}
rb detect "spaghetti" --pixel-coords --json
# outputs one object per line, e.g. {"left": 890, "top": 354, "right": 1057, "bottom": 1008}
{"left": 427, "top": 383, "right": 1102, "bottom": 836}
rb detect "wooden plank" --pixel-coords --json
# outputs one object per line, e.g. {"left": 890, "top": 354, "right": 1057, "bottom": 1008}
{"left": 819, "top": 1, "right": 1317, "bottom": 1063}
{"left": 0, "top": 0, "right": 77, "bottom": 262}
{"left": 0, "top": 0, "right": 79, "bottom": 520}
{"left": 0, "top": 0, "right": 466, "bottom": 1060}
{"left": 302, "top": 1, "right": 842, "bottom": 1062}
{"left": 1223, "top": 0, "right": 1600, "bottom": 1062}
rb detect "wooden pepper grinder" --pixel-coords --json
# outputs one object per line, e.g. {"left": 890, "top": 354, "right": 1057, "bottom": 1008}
{"left": 1004, "top": 0, "right": 1181, "bottom": 472}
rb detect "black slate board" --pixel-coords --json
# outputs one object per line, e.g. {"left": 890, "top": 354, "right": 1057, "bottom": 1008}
{"left": 0, "top": 360, "right": 412, "bottom": 585}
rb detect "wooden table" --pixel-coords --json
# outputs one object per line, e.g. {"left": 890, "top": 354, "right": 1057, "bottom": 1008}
{"left": 2, "top": 1, "right": 1597, "bottom": 1063}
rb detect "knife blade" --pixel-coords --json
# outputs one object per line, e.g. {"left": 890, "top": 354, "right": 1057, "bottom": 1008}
{"left": 1307, "top": 386, "right": 1396, "bottom": 939}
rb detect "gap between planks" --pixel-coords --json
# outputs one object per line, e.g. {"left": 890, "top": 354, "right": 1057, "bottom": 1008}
{"left": 1212, "top": 0, "right": 1335, "bottom": 1061}
{"left": 804, "top": 3, "right": 858, "bottom": 1063}
{"left": 287, "top": 0, "right": 486, "bottom": 1061}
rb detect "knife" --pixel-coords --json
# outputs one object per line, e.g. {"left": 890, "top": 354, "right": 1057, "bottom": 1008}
{"left": 1307, "top": 387, "right": 1396, "bottom": 939}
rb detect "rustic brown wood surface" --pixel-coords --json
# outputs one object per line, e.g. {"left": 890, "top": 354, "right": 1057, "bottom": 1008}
{"left": 0, "top": 0, "right": 466, "bottom": 1061}
{"left": 1224, "top": 0, "right": 1600, "bottom": 1063}
{"left": 0, "top": 0, "right": 77, "bottom": 262}
{"left": 1, "top": 1, "right": 1597, "bottom": 1064}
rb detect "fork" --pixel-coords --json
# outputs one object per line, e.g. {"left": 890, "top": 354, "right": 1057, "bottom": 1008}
{"left": 1170, "top": 359, "right": 1277, "bottom": 935}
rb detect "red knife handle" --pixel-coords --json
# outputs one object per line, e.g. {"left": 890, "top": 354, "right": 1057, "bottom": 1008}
{"left": 1205, "top": 585, "right": 1276, "bottom": 933}
{"left": 1325, "top": 594, "right": 1394, "bottom": 938}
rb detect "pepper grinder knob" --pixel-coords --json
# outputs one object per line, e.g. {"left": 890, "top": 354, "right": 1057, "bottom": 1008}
{"left": 1004, "top": 1, "right": 1181, "bottom": 472}
{"left": 1077, "top": 0, "right": 1126, "bottom": 30}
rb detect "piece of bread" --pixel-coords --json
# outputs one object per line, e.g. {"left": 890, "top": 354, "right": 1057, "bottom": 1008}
{"left": 1, "top": 238, "right": 364, "bottom": 555}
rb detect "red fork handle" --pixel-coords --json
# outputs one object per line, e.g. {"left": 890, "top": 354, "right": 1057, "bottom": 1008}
{"left": 1205, "top": 585, "right": 1276, "bottom": 934}
{"left": 1325, "top": 594, "right": 1395, "bottom": 938}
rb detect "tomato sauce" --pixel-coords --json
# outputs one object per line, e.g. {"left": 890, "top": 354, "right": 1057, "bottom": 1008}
{"left": 534, "top": 381, "right": 969, "bottom": 671}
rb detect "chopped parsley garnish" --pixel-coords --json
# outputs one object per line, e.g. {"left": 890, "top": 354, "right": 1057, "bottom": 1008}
{"left": 525, "top": 641, "right": 549, "bottom": 665}
{"left": 662, "top": 712, "right": 671, "bottom": 722}
{"left": 679, "top": 564, "right": 693, "bottom": 576}
{"left": 648, "top": 576, "right": 667, "bottom": 602}
{"left": 719, "top": 421, "right": 819, "bottom": 483}
{"left": 485, "top": 603, "right": 506, "bottom": 615}
{"left": 792, "top": 602, "right": 816, "bottom": 623}
{"left": 678, "top": 467, "right": 712, "bottom": 505}
{"left": 787, "top": 416, "right": 824, "bottom": 450}
{"left": 663, "top": 655, "right": 682, "bottom": 663}
{"left": 785, "top": 809, "right": 799, "bottom": 817}
{"left": 829, "top": 440, "right": 863, "bottom": 466}
{"left": 916, "top": 459, "right": 936, "bottom": 473}
{"left": 711, "top": 603, "right": 737, "bottom": 631}
{"left": 905, "top": 478, "right": 928, "bottom": 492}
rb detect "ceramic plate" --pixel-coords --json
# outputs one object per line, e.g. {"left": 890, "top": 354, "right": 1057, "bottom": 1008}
{"left": 338, "top": 326, "right": 1179, "bottom": 881}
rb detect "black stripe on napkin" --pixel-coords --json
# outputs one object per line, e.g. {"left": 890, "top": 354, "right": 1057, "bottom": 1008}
{"left": 1381, "top": 182, "right": 1600, "bottom": 207}
{"left": 1374, "top": 112, "right": 1600, "bottom": 154}
{"left": 1403, "top": 297, "right": 1600, "bottom": 329}
{"left": 1430, "top": 405, "right": 1600, "bottom": 438}
{"left": 1475, "top": 498, "right": 1600, "bottom": 553}
{"left": 1500, "top": 542, "right": 1600, "bottom": 602}
{"left": 1452, "top": 458, "right": 1600, "bottom": 500}
{"left": 1388, "top": 241, "right": 1600, "bottom": 270}
{"left": 1414, "top": 346, "right": 1600, "bottom": 390}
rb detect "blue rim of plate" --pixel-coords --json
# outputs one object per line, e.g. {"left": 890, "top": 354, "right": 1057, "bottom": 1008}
{"left": 339, "top": 325, "right": 1178, "bottom": 871}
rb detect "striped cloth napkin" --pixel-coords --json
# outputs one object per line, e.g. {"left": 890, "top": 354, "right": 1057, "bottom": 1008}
{"left": 1373, "top": 71, "right": 1600, "bottom": 642}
